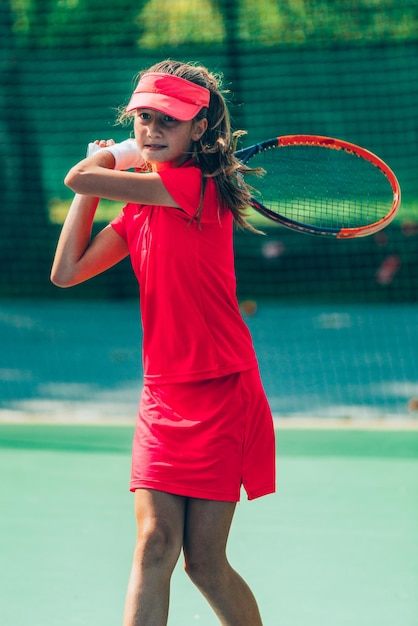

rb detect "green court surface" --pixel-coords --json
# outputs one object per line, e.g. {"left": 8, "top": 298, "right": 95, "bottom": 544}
{"left": 1, "top": 424, "right": 417, "bottom": 626}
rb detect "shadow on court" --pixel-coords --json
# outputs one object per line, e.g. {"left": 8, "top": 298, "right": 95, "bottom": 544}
{"left": 1, "top": 424, "right": 417, "bottom": 626}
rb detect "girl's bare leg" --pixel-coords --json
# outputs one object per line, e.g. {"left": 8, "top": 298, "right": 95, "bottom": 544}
{"left": 183, "top": 499, "right": 263, "bottom": 626}
{"left": 123, "top": 489, "right": 185, "bottom": 626}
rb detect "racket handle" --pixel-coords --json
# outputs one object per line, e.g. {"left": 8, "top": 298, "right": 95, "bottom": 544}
{"left": 86, "top": 139, "right": 145, "bottom": 171}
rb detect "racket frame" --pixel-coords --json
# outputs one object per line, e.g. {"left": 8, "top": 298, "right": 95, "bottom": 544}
{"left": 236, "top": 135, "right": 401, "bottom": 238}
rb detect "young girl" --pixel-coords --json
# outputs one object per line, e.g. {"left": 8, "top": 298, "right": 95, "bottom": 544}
{"left": 51, "top": 59, "right": 276, "bottom": 626}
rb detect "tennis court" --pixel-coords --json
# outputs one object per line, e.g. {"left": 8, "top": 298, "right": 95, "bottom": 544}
{"left": 1, "top": 422, "right": 417, "bottom": 626}
{"left": 1, "top": 300, "right": 417, "bottom": 625}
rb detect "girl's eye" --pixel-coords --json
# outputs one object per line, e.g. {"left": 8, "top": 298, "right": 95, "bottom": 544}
{"left": 135, "top": 111, "right": 178, "bottom": 125}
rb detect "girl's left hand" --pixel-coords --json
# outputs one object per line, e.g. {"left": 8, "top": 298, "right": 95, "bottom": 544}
{"left": 86, "top": 139, "right": 116, "bottom": 157}
{"left": 86, "top": 138, "right": 145, "bottom": 171}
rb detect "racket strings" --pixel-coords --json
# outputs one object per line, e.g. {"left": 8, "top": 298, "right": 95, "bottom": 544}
{"left": 248, "top": 145, "right": 394, "bottom": 230}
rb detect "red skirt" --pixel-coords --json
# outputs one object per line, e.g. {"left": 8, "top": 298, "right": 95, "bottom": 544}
{"left": 130, "top": 367, "right": 276, "bottom": 502}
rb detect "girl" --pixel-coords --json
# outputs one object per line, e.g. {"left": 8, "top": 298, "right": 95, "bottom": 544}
{"left": 51, "top": 60, "right": 276, "bottom": 626}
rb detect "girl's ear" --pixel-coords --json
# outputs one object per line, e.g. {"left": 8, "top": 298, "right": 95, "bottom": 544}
{"left": 191, "top": 118, "right": 208, "bottom": 141}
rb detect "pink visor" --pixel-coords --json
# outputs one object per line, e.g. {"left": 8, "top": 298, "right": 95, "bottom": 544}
{"left": 126, "top": 73, "right": 210, "bottom": 121}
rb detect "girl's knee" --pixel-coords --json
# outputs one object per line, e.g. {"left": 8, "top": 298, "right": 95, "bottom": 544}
{"left": 135, "top": 518, "right": 182, "bottom": 570}
{"left": 183, "top": 549, "right": 228, "bottom": 590}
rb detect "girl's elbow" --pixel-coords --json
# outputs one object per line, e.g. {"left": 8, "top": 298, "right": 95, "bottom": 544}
{"left": 64, "top": 162, "right": 93, "bottom": 192}
{"left": 64, "top": 167, "right": 81, "bottom": 191}
{"left": 50, "top": 272, "right": 69, "bottom": 288}
{"left": 50, "top": 266, "right": 76, "bottom": 288}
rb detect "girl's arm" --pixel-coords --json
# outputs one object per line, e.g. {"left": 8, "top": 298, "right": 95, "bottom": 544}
{"left": 52, "top": 139, "right": 181, "bottom": 288}
{"left": 50, "top": 192, "right": 129, "bottom": 288}
{"left": 64, "top": 148, "right": 181, "bottom": 208}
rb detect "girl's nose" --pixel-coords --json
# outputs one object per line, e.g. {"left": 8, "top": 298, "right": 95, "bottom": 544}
{"left": 147, "top": 119, "right": 163, "bottom": 136}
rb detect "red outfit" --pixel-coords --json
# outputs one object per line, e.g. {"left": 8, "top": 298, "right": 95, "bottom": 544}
{"left": 110, "top": 160, "right": 275, "bottom": 501}
{"left": 111, "top": 161, "right": 257, "bottom": 384}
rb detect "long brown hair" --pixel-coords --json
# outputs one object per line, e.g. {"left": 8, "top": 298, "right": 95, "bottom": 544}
{"left": 119, "top": 60, "right": 262, "bottom": 231}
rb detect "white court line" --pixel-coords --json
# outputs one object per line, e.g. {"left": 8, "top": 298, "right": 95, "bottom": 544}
{"left": 1, "top": 410, "right": 417, "bottom": 430}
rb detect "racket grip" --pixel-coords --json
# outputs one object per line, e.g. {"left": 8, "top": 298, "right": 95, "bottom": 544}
{"left": 86, "top": 139, "right": 145, "bottom": 171}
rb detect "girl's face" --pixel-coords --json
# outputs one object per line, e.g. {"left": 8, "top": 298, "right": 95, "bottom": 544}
{"left": 133, "top": 109, "right": 207, "bottom": 170}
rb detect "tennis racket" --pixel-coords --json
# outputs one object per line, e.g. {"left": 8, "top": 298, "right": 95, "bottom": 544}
{"left": 235, "top": 135, "right": 401, "bottom": 238}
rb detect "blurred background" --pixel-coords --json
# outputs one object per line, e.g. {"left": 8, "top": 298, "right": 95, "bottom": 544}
{"left": 1, "top": 0, "right": 417, "bottom": 422}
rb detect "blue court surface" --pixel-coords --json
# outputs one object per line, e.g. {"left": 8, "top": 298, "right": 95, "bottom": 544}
{"left": 0, "top": 299, "right": 417, "bottom": 421}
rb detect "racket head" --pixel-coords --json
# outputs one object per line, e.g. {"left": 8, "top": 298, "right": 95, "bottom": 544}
{"left": 236, "top": 135, "right": 401, "bottom": 238}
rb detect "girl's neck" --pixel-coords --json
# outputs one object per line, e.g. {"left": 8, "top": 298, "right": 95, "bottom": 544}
{"left": 152, "top": 156, "right": 194, "bottom": 172}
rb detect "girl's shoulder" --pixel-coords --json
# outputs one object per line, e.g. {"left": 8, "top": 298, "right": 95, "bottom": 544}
{"left": 158, "top": 161, "right": 220, "bottom": 220}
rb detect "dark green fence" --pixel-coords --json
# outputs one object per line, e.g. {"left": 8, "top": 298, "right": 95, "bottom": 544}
{"left": 1, "top": 39, "right": 417, "bottom": 301}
